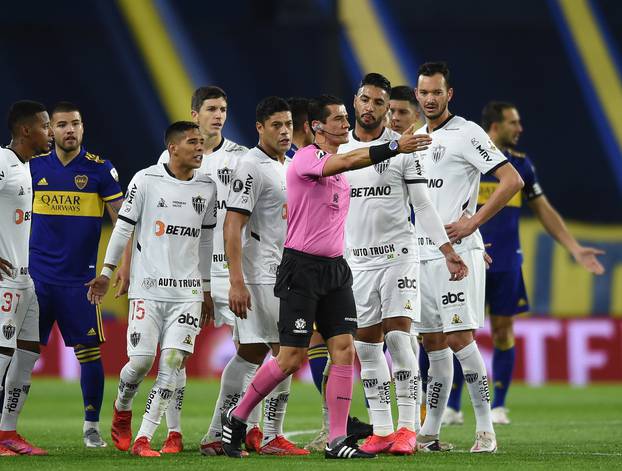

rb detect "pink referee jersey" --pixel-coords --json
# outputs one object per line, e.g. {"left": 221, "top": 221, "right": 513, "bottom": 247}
{"left": 284, "top": 144, "right": 350, "bottom": 258}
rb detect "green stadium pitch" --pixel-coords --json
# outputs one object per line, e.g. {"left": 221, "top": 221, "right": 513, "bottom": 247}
{"left": 7, "top": 379, "right": 622, "bottom": 470}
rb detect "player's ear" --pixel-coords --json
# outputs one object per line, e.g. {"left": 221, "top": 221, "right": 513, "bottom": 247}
{"left": 447, "top": 87, "right": 454, "bottom": 102}
{"left": 255, "top": 121, "right": 263, "bottom": 135}
{"left": 190, "top": 109, "right": 199, "bottom": 124}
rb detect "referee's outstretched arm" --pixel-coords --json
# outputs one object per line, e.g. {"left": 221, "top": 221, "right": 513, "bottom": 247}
{"left": 322, "top": 125, "right": 431, "bottom": 176}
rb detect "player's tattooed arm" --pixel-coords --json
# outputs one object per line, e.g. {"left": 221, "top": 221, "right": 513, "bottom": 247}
{"left": 106, "top": 199, "right": 124, "bottom": 225}
{"left": 0, "top": 257, "right": 14, "bottom": 281}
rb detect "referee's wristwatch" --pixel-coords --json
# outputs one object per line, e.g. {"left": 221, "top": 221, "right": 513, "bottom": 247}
{"left": 389, "top": 139, "right": 399, "bottom": 152}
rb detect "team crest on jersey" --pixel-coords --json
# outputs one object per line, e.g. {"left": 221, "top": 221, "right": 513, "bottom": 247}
{"left": 432, "top": 144, "right": 446, "bottom": 163}
{"left": 451, "top": 314, "right": 463, "bottom": 324}
{"left": 374, "top": 160, "right": 390, "bottom": 174}
{"left": 3, "top": 321, "right": 16, "bottom": 340}
{"left": 217, "top": 167, "right": 232, "bottom": 186}
{"left": 183, "top": 335, "right": 193, "bottom": 346}
{"left": 74, "top": 175, "right": 88, "bottom": 190}
{"left": 129, "top": 331, "right": 141, "bottom": 347}
{"left": 192, "top": 195, "right": 207, "bottom": 215}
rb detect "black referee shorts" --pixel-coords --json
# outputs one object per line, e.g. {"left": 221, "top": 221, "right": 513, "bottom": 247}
{"left": 274, "top": 248, "right": 357, "bottom": 348}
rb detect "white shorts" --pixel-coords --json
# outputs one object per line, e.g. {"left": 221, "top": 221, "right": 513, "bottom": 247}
{"left": 352, "top": 261, "right": 420, "bottom": 329}
{"left": 126, "top": 298, "right": 202, "bottom": 356}
{"left": 233, "top": 284, "right": 279, "bottom": 345}
{"left": 0, "top": 285, "right": 39, "bottom": 348}
{"left": 414, "top": 248, "right": 486, "bottom": 334}
{"left": 211, "top": 276, "right": 235, "bottom": 328}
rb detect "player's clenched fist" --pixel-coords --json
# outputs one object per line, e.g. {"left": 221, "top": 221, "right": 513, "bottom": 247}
{"left": 228, "top": 280, "right": 252, "bottom": 319}
{"left": 85, "top": 275, "right": 110, "bottom": 305}
{"left": 397, "top": 124, "right": 432, "bottom": 153}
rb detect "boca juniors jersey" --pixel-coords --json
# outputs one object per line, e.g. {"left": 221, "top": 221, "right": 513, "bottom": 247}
{"left": 29, "top": 148, "right": 123, "bottom": 285}
{"left": 478, "top": 148, "right": 543, "bottom": 272}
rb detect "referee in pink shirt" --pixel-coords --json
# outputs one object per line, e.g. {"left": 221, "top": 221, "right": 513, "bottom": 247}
{"left": 222, "top": 95, "right": 436, "bottom": 459}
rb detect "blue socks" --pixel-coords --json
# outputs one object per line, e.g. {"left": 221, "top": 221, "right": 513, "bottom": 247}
{"left": 492, "top": 346, "right": 515, "bottom": 409}
{"left": 75, "top": 345, "right": 104, "bottom": 422}
{"left": 308, "top": 344, "right": 329, "bottom": 393}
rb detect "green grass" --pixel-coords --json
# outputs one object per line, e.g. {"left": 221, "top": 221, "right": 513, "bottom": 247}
{"left": 7, "top": 378, "right": 622, "bottom": 469}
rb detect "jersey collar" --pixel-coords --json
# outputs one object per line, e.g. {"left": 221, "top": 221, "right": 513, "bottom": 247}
{"left": 163, "top": 163, "right": 195, "bottom": 181}
{"left": 426, "top": 114, "right": 455, "bottom": 133}
{"left": 52, "top": 146, "right": 87, "bottom": 168}
{"left": 352, "top": 126, "right": 385, "bottom": 142}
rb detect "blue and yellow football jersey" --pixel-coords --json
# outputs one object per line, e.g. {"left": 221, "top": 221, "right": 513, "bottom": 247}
{"left": 478, "top": 149, "right": 543, "bottom": 272}
{"left": 29, "top": 148, "right": 123, "bottom": 285}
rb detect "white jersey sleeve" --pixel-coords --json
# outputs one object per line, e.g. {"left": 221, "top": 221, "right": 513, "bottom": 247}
{"left": 226, "top": 159, "right": 264, "bottom": 215}
{"left": 461, "top": 122, "right": 508, "bottom": 175}
{"left": 118, "top": 171, "right": 146, "bottom": 225}
{"left": 0, "top": 155, "right": 9, "bottom": 191}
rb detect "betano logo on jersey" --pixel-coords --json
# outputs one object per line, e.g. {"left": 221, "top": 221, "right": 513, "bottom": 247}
{"left": 14, "top": 209, "right": 31, "bottom": 224}
{"left": 154, "top": 220, "right": 201, "bottom": 237}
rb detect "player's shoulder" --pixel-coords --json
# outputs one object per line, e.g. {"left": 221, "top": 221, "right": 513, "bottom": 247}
{"left": 135, "top": 164, "right": 165, "bottom": 182}
{"left": 31, "top": 150, "right": 52, "bottom": 161}
{"left": 194, "top": 172, "right": 217, "bottom": 187}
{"left": 222, "top": 138, "right": 249, "bottom": 155}
{"left": 506, "top": 148, "right": 527, "bottom": 159}
{"left": 84, "top": 151, "right": 108, "bottom": 165}
{"left": 297, "top": 144, "right": 328, "bottom": 161}
{"left": 381, "top": 127, "right": 401, "bottom": 141}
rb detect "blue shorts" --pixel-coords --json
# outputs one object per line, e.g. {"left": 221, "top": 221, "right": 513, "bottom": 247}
{"left": 34, "top": 278, "right": 105, "bottom": 347}
{"left": 485, "top": 269, "right": 530, "bottom": 317}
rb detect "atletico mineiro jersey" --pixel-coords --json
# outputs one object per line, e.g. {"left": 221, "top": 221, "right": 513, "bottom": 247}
{"left": 29, "top": 147, "right": 123, "bottom": 285}
{"left": 478, "top": 148, "right": 543, "bottom": 272}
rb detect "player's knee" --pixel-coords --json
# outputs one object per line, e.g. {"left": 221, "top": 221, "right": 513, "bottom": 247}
{"left": 492, "top": 328, "right": 515, "bottom": 350}
{"left": 276, "top": 349, "right": 305, "bottom": 375}
{"left": 447, "top": 330, "right": 474, "bottom": 352}
{"left": 74, "top": 344, "right": 102, "bottom": 364}
{"left": 128, "top": 354, "right": 155, "bottom": 378}
{"left": 330, "top": 342, "right": 355, "bottom": 365}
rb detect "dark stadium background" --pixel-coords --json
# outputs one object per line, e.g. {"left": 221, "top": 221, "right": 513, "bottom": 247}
{"left": 1, "top": 0, "right": 620, "bottom": 382}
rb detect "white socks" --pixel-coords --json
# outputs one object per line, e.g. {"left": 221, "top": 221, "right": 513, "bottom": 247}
{"left": 455, "top": 341, "right": 494, "bottom": 433}
{"left": 204, "top": 354, "right": 259, "bottom": 442}
{"left": 165, "top": 367, "right": 186, "bottom": 433}
{"left": 410, "top": 333, "right": 422, "bottom": 432}
{"left": 115, "top": 355, "right": 154, "bottom": 411}
{"left": 354, "top": 340, "right": 393, "bottom": 436}
{"left": 0, "top": 349, "right": 38, "bottom": 431}
{"left": 261, "top": 370, "right": 291, "bottom": 445}
{"left": 137, "top": 349, "right": 184, "bottom": 440}
{"left": 0, "top": 354, "right": 12, "bottom": 394}
{"left": 420, "top": 347, "right": 453, "bottom": 437}
{"left": 385, "top": 331, "right": 418, "bottom": 431}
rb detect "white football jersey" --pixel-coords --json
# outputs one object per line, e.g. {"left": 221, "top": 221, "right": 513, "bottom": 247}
{"left": 119, "top": 163, "right": 217, "bottom": 301}
{"left": 158, "top": 138, "right": 248, "bottom": 278}
{"left": 415, "top": 115, "right": 507, "bottom": 261}
{"left": 338, "top": 128, "right": 425, "bottom": 269}
{"left": 0, "top": 148, "right": 33, "bottom": 289}
{"left": 226, "top": 146, "right": 288, "bottom": 284}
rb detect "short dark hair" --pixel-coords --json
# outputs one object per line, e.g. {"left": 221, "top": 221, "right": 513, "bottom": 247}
{"left": 359, "top": 72, "right": 391, "bottom": 95}
{"left": 307, "top": 95, "right": 344, "bottom": 134}
{"left": 481, "top": 101, "right": 517, "bottom": 132}
{"left": 287, "top": 97, "right": 310, "bottom": 133}
{"left": 191, "top": 86, "right": 227, "bottom": 112}
{"left": 165, "top": 121, "right": 200, "bottom": 145}
{"left": 51, "top": 101, "right": 81, "bottom": 118}
{"left": 418, "top": 62, "right": 451, "bottom": 88}
{"left": 7, "top": 100, "right": 46, "bottom": 136}
{"left": 255, "top": 96, "right": 290, "bottom": 124}
{"left": 390, "top": 85, "right": 417, "bottom": 105}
